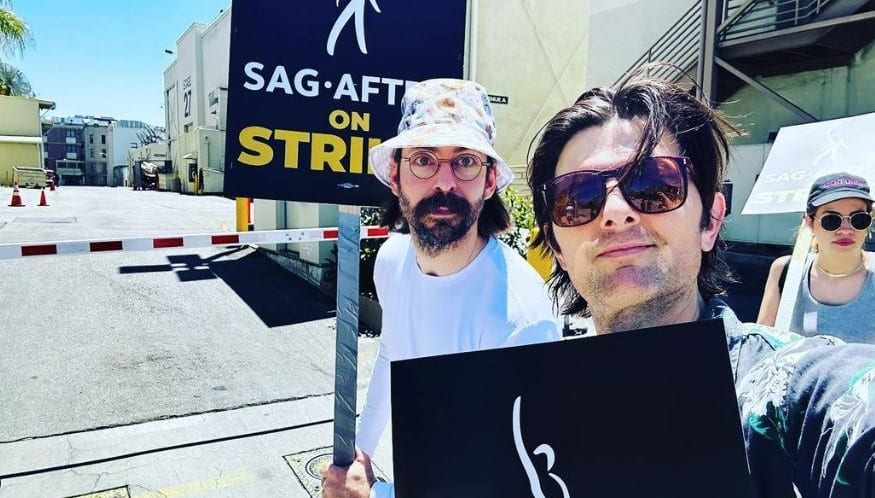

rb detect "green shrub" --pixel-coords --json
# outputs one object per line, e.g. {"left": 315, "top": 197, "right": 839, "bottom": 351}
{"left": 498, "top": 186, "right": 535, "bottom": 258}
{"left": 360, "top": 206, "right": 385, "bottom": 297}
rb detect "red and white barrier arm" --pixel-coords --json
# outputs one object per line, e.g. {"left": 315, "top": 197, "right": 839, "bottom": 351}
{"left": 0, "top": 226, "right": 390, "bottom": 260}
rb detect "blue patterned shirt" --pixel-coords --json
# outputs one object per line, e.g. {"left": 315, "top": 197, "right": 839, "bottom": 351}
{"left": 708, "top": 298, "right": 875, "bottom": 497}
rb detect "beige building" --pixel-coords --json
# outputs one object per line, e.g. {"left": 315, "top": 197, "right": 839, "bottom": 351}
{"left": 471, "top": 0, "right": 589, "bottom": 195}
{"left": 0, "top": 95, "right": 55, "bottom": 186}
{"left": 83, "top": 118, "right": 113, "bottom": 186}
{"left": 163, "top": 10, "right": 229, "bottom": 195}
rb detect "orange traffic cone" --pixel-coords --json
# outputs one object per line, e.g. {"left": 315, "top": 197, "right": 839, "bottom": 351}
{"left": 8, "top": 184, "right": 24, "bottom": 207}
{"left": 38, "top": 188, "right": 49, "bottom": 207}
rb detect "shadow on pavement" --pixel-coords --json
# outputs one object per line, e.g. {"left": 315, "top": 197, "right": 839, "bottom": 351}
{"left": 119, "top": 247, "right": 336, "bottom": 327}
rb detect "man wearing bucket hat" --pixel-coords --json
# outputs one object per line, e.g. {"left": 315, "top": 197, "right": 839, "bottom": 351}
{"left": 322, "top": 79, "right": 561, "bottom": 498}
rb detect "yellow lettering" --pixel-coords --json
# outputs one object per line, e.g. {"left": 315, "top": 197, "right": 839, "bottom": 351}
{"left": 328, "top": 110, "right": 350, "bottom": 130}
{"left": 349, "top": 136, "right": 364, "bottom": 174}
{"left": 328, "top": 110, "right": 370, "bottom": 132}
{"left": 311, "top": 133, "right": 347, "bottom": 172}
{"left": 367, "top": 137, "right": 381, "bottom": 174}
{"left": 274, "top": 130, "right": 310, "bottom": 168}
{"left": 237, "top": 125, "right": 383, "bottom": 174}
{"left": 237, "top": 126, "right": 273, "bottom": 166}
{"left": 350, "top": 112, "right": 369, "bottom": 132}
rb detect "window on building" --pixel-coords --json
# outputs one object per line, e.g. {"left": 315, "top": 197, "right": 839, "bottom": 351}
{"left": 66, "top": 129, "right": 75, "bottom": 138}
{"left": 101, "top": 148, "right": 107, "bottom": 159}
{"left": 90, "top": 150, "right": 94, "bottom": 158}
{"left": 89, "top": 135, "right": 94, "bottom": 144}
{"left": 101, "top": 135, "right": 106, "bottom": 145}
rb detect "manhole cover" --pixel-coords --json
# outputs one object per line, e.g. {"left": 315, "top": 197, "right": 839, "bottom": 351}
{"left": 12, "top": 217, "right": 77, "bottom": 224}
{"left": 285, "top": 447, "right": 332, "bottom": 497}
{"left": 284, "top": 447, "right": 389, "bottom": 497}
{"left": 66, "top": 487, "right": 130, "bottom": 498}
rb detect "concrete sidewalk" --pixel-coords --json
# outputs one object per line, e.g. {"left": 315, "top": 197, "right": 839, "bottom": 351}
{"left": 0, "top": 394, "right": 393, "bottom": 498}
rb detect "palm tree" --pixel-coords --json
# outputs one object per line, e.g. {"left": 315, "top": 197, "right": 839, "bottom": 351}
{"left": 0, "top": 0, "right": 31, "bottom": 56}
{"left": 0, "top": 61, "right": 30, "bottom": 96}
{"left": 0, "top": 0, "right": 33, "bottom": 97}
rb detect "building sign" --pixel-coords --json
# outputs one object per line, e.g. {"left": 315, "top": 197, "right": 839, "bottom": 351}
{"left": 224, "top": 0, "right": 468, "bottom": 206}
{"left": 742, "top": 112, "right": 875, "bottom": 215}
{"left": 182, "top": 76, "right": 193, "bottom": 120}
{"left": 391, "top": 320, "right": 753, "bottom": 498}
{"left": 488, "top": 94, "right": 509, "bottom": 105}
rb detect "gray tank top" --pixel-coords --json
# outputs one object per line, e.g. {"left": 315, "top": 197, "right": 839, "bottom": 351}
{"left": 789, "top": 252, "right": 875, "bottom": 343}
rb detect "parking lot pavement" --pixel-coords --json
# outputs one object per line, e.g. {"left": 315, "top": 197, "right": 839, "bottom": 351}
{"left": 0, "top": 186, "right": 238, "bottom": 243}
{"left": 0, "top": 186, "right": 384, "bottom": 497}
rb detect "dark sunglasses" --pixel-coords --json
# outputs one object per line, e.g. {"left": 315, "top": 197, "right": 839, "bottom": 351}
{"left": 539, "top": 156, "right": 691, "bottom": 227}
{"left": 816, "top": 212, "right": 873, "bottom": 231}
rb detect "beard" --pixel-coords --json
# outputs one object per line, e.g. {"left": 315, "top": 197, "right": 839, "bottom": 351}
{"left": 574, "top": 226, "right": 696, "bottom": 332}
{"left": 399, "top": 189, "right": 485, "bottom": 256}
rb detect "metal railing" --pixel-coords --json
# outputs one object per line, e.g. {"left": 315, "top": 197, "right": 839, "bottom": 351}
{"left": 615, "top": 0, "right": 837, "bottom": 85}
{"left": 720, "top": 0, "right": 835, "bottom": 41}
{"left": 614, "top": 1, "right": 703, "bottom": 84}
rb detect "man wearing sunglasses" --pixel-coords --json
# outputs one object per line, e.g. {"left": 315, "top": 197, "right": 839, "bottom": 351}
{"left": 322, "top": 79, "right": 560, "bottom": 498}
{"left": 757, "top": 172, "right": 875, "bottom": 342}
{"left": 528, "top": 75, "right": 875, "bottom": 496}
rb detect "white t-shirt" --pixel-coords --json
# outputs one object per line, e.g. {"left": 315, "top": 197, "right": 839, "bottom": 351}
{"left": 358, "top": 234, "right": 561, "bottom": 497}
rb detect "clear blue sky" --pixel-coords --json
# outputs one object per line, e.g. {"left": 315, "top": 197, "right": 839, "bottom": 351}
{"left": 5, "top": 0, "right": 229, "bottom": 126}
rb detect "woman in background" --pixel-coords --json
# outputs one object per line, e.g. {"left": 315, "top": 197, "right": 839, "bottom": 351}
{"left": 757, "top": 172, "right": 875, "bottom": 342}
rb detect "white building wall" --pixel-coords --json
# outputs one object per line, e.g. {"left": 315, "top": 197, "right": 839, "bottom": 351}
{"left": 474, "top": 0, "right": 590, "bottom": 195}
{"left": 175, "top": 24, "right": 206, "bottom": 134}
{"left": 111, "top": 122, "right": 147, "bottom": 185}
{"left": 585, "top": 0, "right": 693, "bottom": 88}
{"left": 200, "top": 10, "right": 231, "bottom": 132}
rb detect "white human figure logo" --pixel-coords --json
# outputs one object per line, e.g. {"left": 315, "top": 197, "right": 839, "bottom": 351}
{"left": 813, "top": 124, "right": 847, "bottom": 167}
{"left": 513, "top": 396, "right": 571, "bottom": 498}
{"left": 326, "top": 0, "right": 382, "bottom": 56}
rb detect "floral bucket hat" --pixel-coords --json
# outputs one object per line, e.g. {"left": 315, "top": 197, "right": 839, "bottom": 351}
{"left": 368, "top": 78, "right": 514, "bottom": 191}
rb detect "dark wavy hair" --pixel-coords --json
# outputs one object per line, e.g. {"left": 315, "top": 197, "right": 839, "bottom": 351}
{"left": 380, "top": 148, "right": 511, "bottom": 237}
{"left": 527, "top": 73, "right": 738, "bottom": 317}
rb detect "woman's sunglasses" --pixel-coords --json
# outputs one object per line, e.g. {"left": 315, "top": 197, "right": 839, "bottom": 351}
{"left": 539, "top": 156, "right": 691, "bottom": 228}
{"left": 815, "top": 212, "right": 873, "bottom": 231}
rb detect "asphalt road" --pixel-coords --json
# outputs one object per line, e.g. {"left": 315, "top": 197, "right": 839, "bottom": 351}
{"left": 0, "top": 186, "right": 377, "bottom": 443}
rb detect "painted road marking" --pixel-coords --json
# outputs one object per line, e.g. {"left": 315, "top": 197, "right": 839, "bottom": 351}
{"left": 129, "top": 472, "right": 252, "bottom": 498}
{"left": 67, "top": 487, "right": 130, "bottom": 498}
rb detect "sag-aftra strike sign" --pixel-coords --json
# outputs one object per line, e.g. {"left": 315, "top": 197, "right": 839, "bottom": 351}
{"left": 224, "top": 0, "right": 467, "bottom": 206}
{"left": 392, "top": 320, "right": 754, "bottom": 498}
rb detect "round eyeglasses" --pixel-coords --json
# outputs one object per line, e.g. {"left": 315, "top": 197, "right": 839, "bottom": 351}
{"left": 816, "top": 211, "right": 873, "bottom": 231}
{"left": 401, "top": 150, "right": 490, "bottom": 181}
